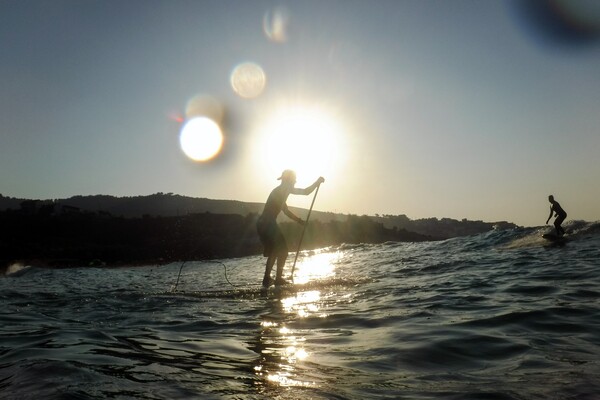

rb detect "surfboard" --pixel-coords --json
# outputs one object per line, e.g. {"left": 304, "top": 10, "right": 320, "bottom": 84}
{"left": 542, "top": 233, "right": 566, "bottom": 242}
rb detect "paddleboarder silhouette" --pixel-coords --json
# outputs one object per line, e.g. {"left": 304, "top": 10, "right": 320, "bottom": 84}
{"left": 546, "top": 195, "right": 567, "bottom": 237}
{"left": 256, "top": 170, "right": 324, "bottom": 287}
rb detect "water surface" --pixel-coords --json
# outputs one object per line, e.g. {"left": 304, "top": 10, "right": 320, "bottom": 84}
{"left": 2, "top": 223, "right": 599, "bottom": 399}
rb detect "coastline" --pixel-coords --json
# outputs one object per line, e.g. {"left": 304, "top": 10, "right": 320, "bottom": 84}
{"left": 1, "top": 194, "right": 518, "bottom": 274}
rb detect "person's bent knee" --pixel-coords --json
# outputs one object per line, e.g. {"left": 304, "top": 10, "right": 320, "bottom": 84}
{"left": 274, "top": 247, "right": 288, "bottom": 259}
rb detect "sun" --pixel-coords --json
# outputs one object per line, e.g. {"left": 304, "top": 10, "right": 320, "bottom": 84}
{"left": 179, "top": 117, "right": 224, "bottom": 162}
{"left": 256, "top": 104, "right": 345, "bottom": 183}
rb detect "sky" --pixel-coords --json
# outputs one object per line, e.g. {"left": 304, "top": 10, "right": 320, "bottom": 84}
{"left": 1, "top": 0, "right": 599, "bottom": 227}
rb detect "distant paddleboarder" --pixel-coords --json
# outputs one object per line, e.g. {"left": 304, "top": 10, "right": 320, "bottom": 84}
{"left": 257, "top": 170, "right": 324, "bottom": 287}
{"left": 546, "top": 195, "right": 567, "bottom": 237}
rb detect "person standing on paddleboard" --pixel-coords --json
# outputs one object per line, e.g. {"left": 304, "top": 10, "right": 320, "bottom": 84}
{"left": 257, "top": 170, "right": 324, "bottom": 287}
{"left": 546, "top": 195, "right": 567, "bottom": 237}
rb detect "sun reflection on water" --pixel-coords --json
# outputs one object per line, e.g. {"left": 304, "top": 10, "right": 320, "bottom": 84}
{"left": 281, "top": 290, "right": 325, "bottom": 318}
{"left": 292, "top": 249, "right": 341, "bottom": 284}
{"left": 250, "top": 249, "right": 346, "bottom": 390}
{"left": 253, "top": 316, "right": 316, "bottom": 389}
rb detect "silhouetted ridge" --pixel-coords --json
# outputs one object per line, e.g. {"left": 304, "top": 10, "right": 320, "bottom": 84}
{"left": 0, "top": 193, "right": 518, "bottom": 269}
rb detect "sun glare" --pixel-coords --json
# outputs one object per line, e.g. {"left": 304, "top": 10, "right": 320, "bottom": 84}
{"left": 256, "top": 105, "right": 345, "bottom": 183}
{"left": 179, "top": 117, "right": 224, "bottom": 162}
{"left": 293, "top": 251, "right": 338, "bottom": 284}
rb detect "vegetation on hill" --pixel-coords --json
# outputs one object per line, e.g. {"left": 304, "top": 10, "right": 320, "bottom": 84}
{"left": 0, "top": 193, "right": 517, "bottom": 270}
{"left": 0, "top": 209, "right": 434, "bottom": 270}
{"left": 0, "top": 193, "right": 518, "bottom": 238}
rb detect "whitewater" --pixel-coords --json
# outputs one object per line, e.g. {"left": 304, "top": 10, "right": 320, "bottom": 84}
{"left": 1, "top": 222, "right": 599, "bottom": 399}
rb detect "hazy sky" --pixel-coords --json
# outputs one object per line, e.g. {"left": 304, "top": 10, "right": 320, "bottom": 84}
{"left": 1, "top": 0, "right": 599, "bottom": 227}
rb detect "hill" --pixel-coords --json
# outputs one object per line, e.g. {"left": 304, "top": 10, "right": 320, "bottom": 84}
{"left": 0, "top": 193, "right": 517, "bottom": 239}
{"left": 0, "top": 193, "right": 516, "bottom": 240}
{"left": 0, "top": 193, "right": 518, "bottom": 271}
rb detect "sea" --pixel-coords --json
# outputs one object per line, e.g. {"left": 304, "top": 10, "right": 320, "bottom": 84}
{"left": 1, "top": 221, "right": 599, "bottom": 400}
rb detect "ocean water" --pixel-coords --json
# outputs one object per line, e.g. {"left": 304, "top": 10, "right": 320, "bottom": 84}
{"left": 1, "top": 222, "right": 599, "bottom": 400}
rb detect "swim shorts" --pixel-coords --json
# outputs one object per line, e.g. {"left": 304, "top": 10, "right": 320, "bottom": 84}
{"left": 256, "top": 217, "right": 288, "bottom": 257}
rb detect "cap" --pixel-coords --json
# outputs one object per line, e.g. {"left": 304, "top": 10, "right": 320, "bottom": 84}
{"left": 277, "top": 169, "right": 296, "bottom": 182}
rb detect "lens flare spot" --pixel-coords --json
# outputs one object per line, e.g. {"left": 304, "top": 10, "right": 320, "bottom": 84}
{"left": 179, "top": 117, "right": 223, "bottom": 162}
{"left": 263, "top": 6, "right": 290, "bottom": 43}
{"left": 230, "top": 62, "right": 266, "bottom": 99}
{"left": 512, "top": 0, "right": 600, "bottom": 47}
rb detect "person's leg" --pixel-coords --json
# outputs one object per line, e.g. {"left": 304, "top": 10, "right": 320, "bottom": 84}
{"left": 263, "top": 255, "right": 276, "bottom": 287}
{"left": 275, "top": 251, "right": 288, "bottom": 284}
{"left": 555, "top": 215, "right": 566, "bottom": 236}
{"left": 258, "top": 218, "right": 277, "bottom": 286}
{"left": 272, "top": 225, "right": 289, "bottom": 285}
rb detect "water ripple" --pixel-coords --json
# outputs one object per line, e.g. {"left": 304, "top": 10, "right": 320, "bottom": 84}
{"left": 1, "top": 228, "right": 599, "bottom": 399}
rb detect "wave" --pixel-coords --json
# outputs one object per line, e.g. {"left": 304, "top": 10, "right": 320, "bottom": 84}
{"left": 2, "top": 262, "right": 35, "bottom": 278}
{"left": 477, "top": 220, "right": 600, "bottom": 250}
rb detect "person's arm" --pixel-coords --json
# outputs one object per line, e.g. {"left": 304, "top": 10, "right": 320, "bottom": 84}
{"left": 546, "top": 205, "right": 553, "bottom": 224}
{"left": 282, "top": 202, "right": 304, "bottom": 224}
{"left": 291, "top": 177, "right": 325, "bottom": 195}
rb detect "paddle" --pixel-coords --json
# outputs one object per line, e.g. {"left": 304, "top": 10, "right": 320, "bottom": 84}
{"left": 290, "top": 183, "right": 321, "bottom": 283}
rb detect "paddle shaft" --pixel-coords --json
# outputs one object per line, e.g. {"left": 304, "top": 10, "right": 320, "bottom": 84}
{"left": 290, "top": 184, "right": 321, "bottom": 282}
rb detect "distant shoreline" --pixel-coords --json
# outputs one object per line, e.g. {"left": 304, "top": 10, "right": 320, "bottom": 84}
{"left": 0, "top": 211, "right": 435, "bottom": 273}
{"left": 0, "top": 193, "right": 518, "bottom": 273}
{"left": 0, "top": 192, "right": 518, "bottom": 233}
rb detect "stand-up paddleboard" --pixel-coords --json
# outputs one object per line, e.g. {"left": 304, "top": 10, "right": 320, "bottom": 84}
{"left": 157, "top": 277, "right": 371, "bottom": 300}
